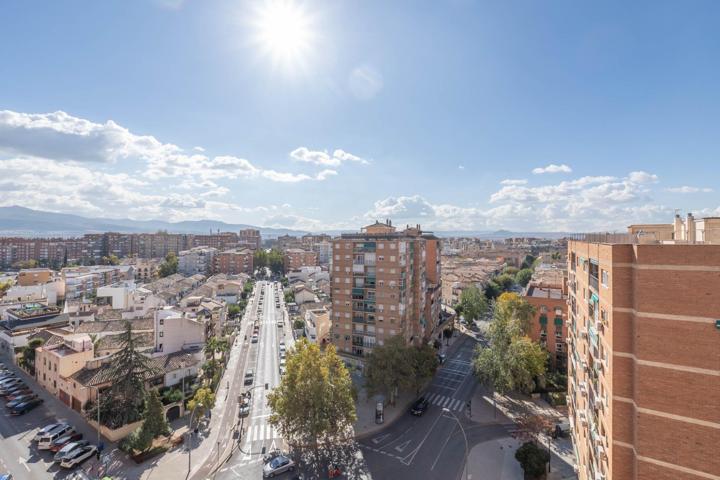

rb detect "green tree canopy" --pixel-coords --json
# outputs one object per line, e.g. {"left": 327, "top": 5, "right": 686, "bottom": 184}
{"left": 503, "top": 266, "right": 519, "bottom": 276}
{"left": 20, "top": 338, "right": 44, "bottom": 374}
{"left": 474, "top": 295, "right": 545, "bottom": 395}
{"left": 494, "top": 273, "right": 516, "bottom": 291}
{"left": 363, "top": 336, "right": 414, "bottom": 403}
{"left": 91, "top": 322, "right": 159, "bottom": 428}
{"left": 521, "top": 254, "right": 538, "bottom": 270}
{"left": 515, "top": 268, "right": 534, "bottom": 288}
{"left": 458, "top": 285, "right": 488, "bottom": 322}
{"left": 134, "top": 389, "right": 170, "bottom": 451}
{"left": 409, "top": 344, "right": 439, "bottom": 395}
{"left": 227, "top": 303, "right": 242, "bottom": 317}
{"left": 515, "top": 441, "right": 550, "bottom": 478}
{"left": 267, "top": 249, "right": 284, "bottom": 275}
{"left": 187, "top": 387, "right": 216, "bottom": 423}
{"left": 158, "top": 252, "right": 179, "bottom": 278}
{"left": 253, "top": 250, "right": 268, "bottom": 271}
{"left": 268, "top": 339, "right": 356, "bottom": 448}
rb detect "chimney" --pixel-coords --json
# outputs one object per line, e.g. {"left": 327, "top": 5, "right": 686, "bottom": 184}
{"left": 673, "top": 214, "right": 683, "bottom": 241}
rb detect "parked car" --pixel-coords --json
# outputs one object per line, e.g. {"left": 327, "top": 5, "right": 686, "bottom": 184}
{"left": 0, "top": 474, "right": 13, "bottom": 480}
{"left": 251, "top": 334, "right": 259, "bottom": 343}
{"left": 54, "top": 440, "right": 90, "bottom": 462}
{"left": 263, "top": 449, "right": 283, "bottom": 464}
{"left": 6, "top": 394, "right": 38, "bottom": 410}
{"left": 37, "top": 424, "right": 74, "bottom": 449}
{"left": 263, "top": 455, "right": 295, "bottom": 477}
{"left": 436, "top": 353, "right": 446, "bottom": 364}
{"left": 34, "top": 423, "right": 69, "bottom": 441}
{"left": 238, "top": 397, "right": 250, "bottom": 417}
{"left": 2, "top": 385, "right": 30, "bottom": 399}
{"left": 10, "top": 398, "right": 43, "bottom": 415}
{"left": 50, "top": 432, "right": 83, "bottom": 452}
{"left": 60, "top": 445, "right": 97, "bottom": 469}
{"left": 244, "top": 370, "right": 254, "bottom": 385}
{"left": 410, "top": 397, "right": 429, "bottom": 416}
{"left": 278, "top": 358, "right": 286, "bottom": 374}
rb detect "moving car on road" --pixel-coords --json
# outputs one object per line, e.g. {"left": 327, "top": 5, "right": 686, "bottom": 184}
{"left": 410, "top": 397, "right": 429, "bottom": 416}
{"left": 244, "top": 369, "right": 254, "bottom": 385}
{"left": 263, "top": 455, "right": 295, "bottom": 478}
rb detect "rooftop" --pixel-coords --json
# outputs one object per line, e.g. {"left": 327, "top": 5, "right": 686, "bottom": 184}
{"left": 526, "top": 285, "right": 564, "bottom": 300}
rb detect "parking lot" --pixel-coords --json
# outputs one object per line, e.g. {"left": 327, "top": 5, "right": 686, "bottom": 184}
{"left": 0, "top": 360, "right": 124, "bottom": 480}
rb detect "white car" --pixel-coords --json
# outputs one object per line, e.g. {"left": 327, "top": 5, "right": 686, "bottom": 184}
{"left": 33, "top": 423, "right": 70, "bottom": 442}
{"left": 38, "top": 425, "right": 75, "bottom": 450}
{"left": 60, "top": 445, "right": 97, "bottom": 469}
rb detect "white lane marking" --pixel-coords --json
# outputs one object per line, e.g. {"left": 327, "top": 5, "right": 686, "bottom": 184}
{"left": 394, "top": 440, "right": 412, "bottom": 452}
{"left": 371, "top": 433, "right": 391, "bottom": 444}
{"left": 400, "top": 411, "right": 444, "bottom": 466}
{"left": 441, "top": 397, "right": 451, "bottom": 408}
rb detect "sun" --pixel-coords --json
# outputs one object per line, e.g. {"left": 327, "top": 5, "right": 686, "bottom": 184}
{"left": 252, "top": 1, "right": 316, "bottom": 70}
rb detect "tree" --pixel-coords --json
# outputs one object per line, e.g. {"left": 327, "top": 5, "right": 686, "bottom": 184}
{"left": 503, "top": 266, "right": 519, "bottom": 276}
{"left": 515, "top": 441, "right": 550, "bottom": 479}
{"left": 458, "top": 285, "right": 488, "bottom": 322}
{"left": 364, "top": 336, "right": 414, "bottom": 404}
{"left": 201, "top": 358, "right": 221, "bottom": 380}
{"left": 484, "top": 281, "right": 502, "bottom": 300}
{"left": 90, "top": 322, "right": 159, "bottom": 428}
{"left": 20, "top": 338, "right": 44, "bottom": 374}
{"left": 284, "top": 290, "right": 295, "bottom": 304}
{"left": 293, "top": 318, "right": 305, "bottom": 330}
{"left": 409, "top": 344, "right": 439, "bottom": 395}
{"left": 13, "top": 259, "right": 38, "bottom": 269}
{"left": 158, "top": 252, "right": 178, "bottom": 278}
{"left": 515, "top": 268, "right": 534, "bottom": 288}
{"left": 134, "top": 389, "right": 170, "bottom": 451}
{"left": 101, "top": 254, "right": 120, "bottom": 266}
{"left": 521, "top": 254, "right": 538, "bottom": 270}
{"left": 473, "top": 295, "right": 546, "bottom": 395}
{"left": 187, "top": 387, "right": 215, "bottom": 422}
{"left": 267, "top": 249, "right": 284, "bottom": 275}
{"left": 0, "top": 279, "right": 14, "bottom": 296}
{"left": 496, "top": 292, "right": 535, "bottom": 335}
{"left": 268, "top": 339, "right": 356, "bottom": 449}
{"left": 227, "top": 303, "right": 241, "bottom": 317}
{"left": 494, "top": 273, "right": 516, "bottom": 291}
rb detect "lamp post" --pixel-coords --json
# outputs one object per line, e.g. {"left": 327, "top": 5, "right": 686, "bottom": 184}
{"left": 442, "top": 407, "right": 469, "bottom": 480}
{"left": 187, "top": 404, "right": 199, "bottom": 476}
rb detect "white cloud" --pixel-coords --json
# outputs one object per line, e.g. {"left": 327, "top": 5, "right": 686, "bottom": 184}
{"left": 458, "top": 165, "right": 465, "bottom": 170}
{"left": 666, "top": 186, "right": 713, "bottom": 194}
{"left": 348, "top": 65, "right": 383, "bottom": 100}
{"left": 500, "top": 179, "right": 527, "bottom": 186}
{"left": 627, "top": 171, "right": 658, "bottom": 184}
{"left": 532, "top": 163, "right": 572, "bottom": 174}
{"left": 290, "top": 147, "right": 368, "bottom": 167}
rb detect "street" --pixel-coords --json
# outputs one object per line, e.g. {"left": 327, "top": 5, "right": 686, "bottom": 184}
{"left": 358, "top": 334, "right": 511, "bottom": 480}
{"left": 215, "top": 281, "right": 295, "bottom": 480}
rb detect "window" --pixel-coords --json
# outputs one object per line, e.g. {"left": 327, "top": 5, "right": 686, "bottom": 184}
{"left": 540, "top": 305, "right": 548, "bottom": 313}
{"left": 390, "top": 255, "right": 396, "bottom": 262}
{"left": 378, "top": 243, "right": 384, "bottom": 249}
{"left": 554, "top": 307, "right": 562, "bottom": 316}
{"left": 159, "top": 318, "right": 164, "bottom": 325}
{"left": 158, "top": 343, "right": 163, "bottom": 351}
{"left": 378, "top": 255, "right": 385, "bottom": 261}
{"left": 390, "top": 243, "right": 396, "bottom": 249}
{"left": 159, "top": 331, "right": 164, "bottom": 337}
{"left": 601, "top": 270, "right": 609, "bottom": 287}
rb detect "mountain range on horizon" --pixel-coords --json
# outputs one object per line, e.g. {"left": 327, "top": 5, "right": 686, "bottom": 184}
{"left": 0, "top": 206, "right": 571, "bottom": 240}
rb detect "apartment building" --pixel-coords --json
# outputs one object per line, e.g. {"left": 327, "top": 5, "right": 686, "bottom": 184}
{"left": 330, "top": 221, "right": 441, "bottom": 368}
{"left": 239, "top": 228, "right": 262, "bottom": 250}
{"left": 213, "top": 249, "right": 254, "bottom": 275}
{"left": 283, "top": 248, "right": 319, "bottom": 271}
{"left": 523, "top": 266, "right": 567, "bottom": 371}
{"left": 36, "top": 334, "right": 95, "bottom": 411}
{"left": 178, "top": 247, "right": 218, "bottom": 275}
{"left": 62, "top": 265, "right": 133, "bottom": 300}
{"left": 567, "top": 223, "right": 720, "bottom": 480}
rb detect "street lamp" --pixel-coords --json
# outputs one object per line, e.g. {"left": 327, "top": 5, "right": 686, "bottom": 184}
{"left": 442, "top": 407, "right": 469, "bottom": 480}
{"left": 186, "top": 403, "right": 200, "bottom": 477}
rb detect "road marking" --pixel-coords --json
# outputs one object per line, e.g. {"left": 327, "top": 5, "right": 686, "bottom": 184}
{"left": 400, "top": 411, "right": 444, "bottom": 466}
{"left": 371, "top": 433, "right": 391, "bottom": 444}
{"left": 394, "top": 440, "right": 412, "bottom": 452}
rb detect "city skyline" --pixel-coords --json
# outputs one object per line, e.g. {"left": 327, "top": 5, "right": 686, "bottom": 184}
{"left": 1, "top": 1, "right": 719, "bottom": 232}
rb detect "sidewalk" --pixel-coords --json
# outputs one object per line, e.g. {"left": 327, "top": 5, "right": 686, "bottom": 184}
{"left": 465, "top": 386, "right": 577, "bottom": 479}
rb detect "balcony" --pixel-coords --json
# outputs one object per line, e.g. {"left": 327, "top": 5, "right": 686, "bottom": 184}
{"left": 589, "top": 274, "right": 599, "bottom": 292}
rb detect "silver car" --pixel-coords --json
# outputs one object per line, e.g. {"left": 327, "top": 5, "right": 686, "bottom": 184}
{"left": 263, "top": 455, "right": 295, "bottom": 477}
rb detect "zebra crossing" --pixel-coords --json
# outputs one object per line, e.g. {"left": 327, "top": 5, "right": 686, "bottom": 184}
{"left": 244, "top": 423, "right": 281, "bottom": 443}
{"left": 424, "top": 392, "right": 465, "bottom": 411}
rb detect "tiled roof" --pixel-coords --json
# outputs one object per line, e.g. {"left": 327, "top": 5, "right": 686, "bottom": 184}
{"left": 72, "top": 318, "right": 154, "bottom": 334}
{"left": 95, "top": 331, "right": 155, "bottom": 351}
{"left": 70, "top": 351, "right": 201, "bottom": 388}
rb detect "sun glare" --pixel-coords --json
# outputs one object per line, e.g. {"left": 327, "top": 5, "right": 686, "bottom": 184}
{"left": 253, "top": 1, "right": 315, "bottom": 70}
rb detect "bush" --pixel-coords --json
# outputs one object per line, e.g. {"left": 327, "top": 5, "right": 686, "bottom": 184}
{"left": 162, "top": 388, "right": 183, "bottom": 405}
{"left": 293, "top": 319, "right": 305, "bottom": 330}
{"left": 549, "top": 391, "right": 566, "bottom": 406}
{"left": 515, "top": 441, "right": 550, "bottom": 479}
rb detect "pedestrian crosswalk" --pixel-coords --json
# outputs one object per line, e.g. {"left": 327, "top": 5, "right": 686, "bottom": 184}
{"left": 425, "top": 392, "right": 465, "bottom": 411}
{"left": 245, "top": 423, "right": 280, "bottom": 442}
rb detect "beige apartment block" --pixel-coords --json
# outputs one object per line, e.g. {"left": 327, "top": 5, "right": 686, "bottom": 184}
{"left": 36, "top": 333, "right": 95, "bottom": 412}
{"left": 330, "top": 221, "right": 441, "bottom": 369}
{"left": 283, "top": 249, "right": 319, "bottom": 271}
{"left": 567, "top": 234, "right": 720, "bottom": 480}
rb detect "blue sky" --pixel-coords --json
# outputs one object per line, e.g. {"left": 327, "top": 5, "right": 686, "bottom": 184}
{"left": 0, "top": 0, "right": 718, "bottom": 232}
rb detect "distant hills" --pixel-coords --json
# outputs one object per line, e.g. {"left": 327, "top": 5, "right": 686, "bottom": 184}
{"left": 0, "top": 206, "right": 571, "bottom": 239}
{"left": 0, "top": 206, "right": 308, "bottom": 238}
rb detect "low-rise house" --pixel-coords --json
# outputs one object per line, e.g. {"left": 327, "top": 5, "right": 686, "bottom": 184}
{"left": 35, "top": 333, "right": 95, "bottom": 411}
{"left": 304, "top": 308, "right": 330, "bottom": 345}
{"left": 293, "top": 285, "right": 319, "bottom": 305}
{"left": 154, "top": 307, "right": 206, "bottom": 355}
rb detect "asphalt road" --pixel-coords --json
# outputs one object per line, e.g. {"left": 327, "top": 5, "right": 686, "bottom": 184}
{"left": 358, "top": 334, "right": 511, "bottom": 480}
{"left": 215, "top": 281, "right": 296, "bottom": 480}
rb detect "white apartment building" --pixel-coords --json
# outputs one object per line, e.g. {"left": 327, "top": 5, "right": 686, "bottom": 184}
{"left": 178, "top": 247, "right": 218, "bottom": 276}
{"left": 154, "top": 307, "right": 206, "bottom": 355}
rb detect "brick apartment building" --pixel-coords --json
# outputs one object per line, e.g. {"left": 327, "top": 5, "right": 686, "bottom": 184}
{"left": 330, "top": 220, "right": 441, "bottom": 369}
{"left": 522, "top": 266, "right": 568, "bottom": 371}
{"left": 239, "top": 228, "right": 262, "bottom": 250}
{"left": 567, "top": 214, "right": 720, "bottom": 480}
{"left": 213, "top": 249, "right": 254, "bottom": 275}
{"left": 283, "top": 249, "right": 319, "bottom": 271}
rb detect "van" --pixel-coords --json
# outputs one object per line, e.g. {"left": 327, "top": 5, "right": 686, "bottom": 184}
{"left": 38, "top": 425, "right": 74, "bottom": 450}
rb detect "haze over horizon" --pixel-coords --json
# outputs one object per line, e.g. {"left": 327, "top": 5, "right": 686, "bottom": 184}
{"left": 1, "top": 1, "right": 719, "bottom": 233}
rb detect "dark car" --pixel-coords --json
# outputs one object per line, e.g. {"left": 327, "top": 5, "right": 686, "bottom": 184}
{"left": 50, "top": 432, "right": 83, "bottom": 452}
{"left": 6, "top": 394, "right": 38, "bottom": 409}
{"left": 410, "top": 397, "right": 429, "bottom": 416}
{"left": 2, "top": 386, "right": 30, "bottom": 399}
{"left": 10, "top": 398, "right": 43, "bottom": 415}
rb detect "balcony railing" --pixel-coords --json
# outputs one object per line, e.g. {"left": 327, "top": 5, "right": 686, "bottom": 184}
{"left": 589, "top": 275, "right": 599, "bottom": 292}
